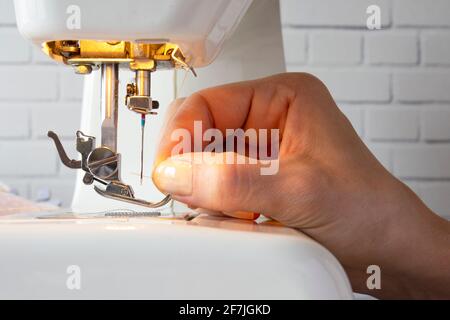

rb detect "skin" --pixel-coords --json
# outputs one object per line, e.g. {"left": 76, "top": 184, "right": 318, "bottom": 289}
{"left": 152, "top": 73, "right": 450, "bottom": 299}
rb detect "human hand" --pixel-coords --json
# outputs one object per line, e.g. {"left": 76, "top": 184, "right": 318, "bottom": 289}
{"left": 152, "top": 73, "right": 450, "bottom": 299}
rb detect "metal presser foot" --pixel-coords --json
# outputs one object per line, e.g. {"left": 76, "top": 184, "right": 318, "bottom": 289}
{"left": 47, "top": 130, "right": 171, "bottom": 209}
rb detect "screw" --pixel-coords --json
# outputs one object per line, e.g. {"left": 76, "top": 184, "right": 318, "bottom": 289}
{"left": 127, "top": 83, "right": 136, "bottom": 95}
{"left": 74, "top": 64, "right": 93, "bottom": 75}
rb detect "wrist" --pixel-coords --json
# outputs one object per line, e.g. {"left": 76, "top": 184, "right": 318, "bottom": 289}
{"left": 373, "top": 180, "right": 450, "bottom": 298}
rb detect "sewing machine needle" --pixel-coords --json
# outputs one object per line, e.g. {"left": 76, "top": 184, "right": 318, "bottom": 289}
{"left": 140, "top": 114, "right": 145, "bottom": 185}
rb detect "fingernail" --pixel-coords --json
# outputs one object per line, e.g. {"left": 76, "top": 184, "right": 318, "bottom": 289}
{"left": 153, "top": 157, "right": 192, "bottom": 196}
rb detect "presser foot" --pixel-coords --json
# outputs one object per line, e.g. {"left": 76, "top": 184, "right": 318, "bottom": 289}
{"left": 48, "top": 130, "right": 171, "bottom": 209}
{"left": 94, "top": 185, "right": 171, "bottom": 209}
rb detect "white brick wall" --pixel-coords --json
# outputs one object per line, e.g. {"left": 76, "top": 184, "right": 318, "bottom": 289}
{"left": 0, "top": 0, "right": 15, "bottom": 25}
{"left": 366, "top": 107, "right": 419, "bottom": 141}
{"left": 0, "top": 141, "right": 58, "bottom": 176}
{"left": 394, "top": 71, "right": 450, "bottom": 102}
{"left": 297, "top": 69, "right": 391, "bottom": 102}
{"left": 422, "top": 107, "right": 450, "bottom": 141}
{"left": 365, "top": 31, "right": 418, "bottom": 65}
{"left": 282, "top": 29, "right": 307, "bottom": 65}
{"left": 422, "top": 32, "right": 450, "bottom": 65}
{"left": 393, "top": 0, "right": 450, "bottom": 27}
{"left": 0, "top": 28, "right": 30, "bottom": 62}
{"left": 0, "top": 0, "right": 81, "bottom": 205}
{"left": 1, "top": 0, "right": 450, "bottom": 219}
{"left": 282, "top": 0, "right": 391, "bottom": 27}
{"left": 393, "top": 145, "right": 450, "bottom": 179}
{"left": 281, "top": 0, "right": 450, "bottom": 219}
{"left": 310, "top": 31, "right": 362, "bottom": 65}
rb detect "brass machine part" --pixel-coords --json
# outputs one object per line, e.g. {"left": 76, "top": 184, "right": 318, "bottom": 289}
{"left": 41, "top": 40, "right": 192, "bottom": 73}
{"left": 41, "top": 40, "right": 195, "bottom": 113}
{"left": 42, "top": 40, "right": 187, "bottom": 209}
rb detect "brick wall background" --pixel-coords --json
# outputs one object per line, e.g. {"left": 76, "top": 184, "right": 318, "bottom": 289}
{"left": 0, "top": 0, "right": 83, "bottom": 206}
{"left": 1, "top": 0, "right": 450, "bottom": 219}
{"left": 281, "top": 0, "right": 450, "bottom": 220}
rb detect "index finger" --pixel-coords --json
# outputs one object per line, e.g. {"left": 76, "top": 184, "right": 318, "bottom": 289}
{"left": 154, "top": 74, "right": 295, "bottom": 164}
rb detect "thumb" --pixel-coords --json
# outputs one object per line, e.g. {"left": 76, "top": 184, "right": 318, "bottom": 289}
{"left": 152, "top": 152, "right": 280, "bottom": 215}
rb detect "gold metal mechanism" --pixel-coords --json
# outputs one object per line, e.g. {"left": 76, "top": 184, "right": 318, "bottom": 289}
{"left": 42, "top": 40, "right": 191, "bottom": 72}
{"left": 44, "top": 40, "right": 193, "bottom": 209}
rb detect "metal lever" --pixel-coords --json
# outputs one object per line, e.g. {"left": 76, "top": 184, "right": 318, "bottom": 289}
{"left": 48, "top": 130, "right": 171, "bottom": 209}
{"left": 48, "top": 131, "right": 81, "bottom": 169}
{"left": 94, "top": 184, "right": 171, "bottom": 209}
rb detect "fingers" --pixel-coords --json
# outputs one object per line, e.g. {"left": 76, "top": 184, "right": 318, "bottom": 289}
{"left": 152, "top": 74, "right": 314, "bottom": 220}
{"left": 154, "top": 98, "right": 185, "bottom": 165}
{"left": 161, "top": 98, "right": 185, "bottom": 130}
{"left": 152, "top": 152, "right": 279, "bottom": 215}
{"left": 155, "top": 75, "right": 296, "bottom": 165}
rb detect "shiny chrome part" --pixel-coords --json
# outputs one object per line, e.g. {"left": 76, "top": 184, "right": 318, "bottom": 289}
{"left": 140, "top": 117, "right": 145, "bottom": 185}
{"left": 48, "top": 130, "right": 171, "bottom": 209}
{"left": 86, "top": 147, "right": 119, "bottom": 180}
{"left": 126, "top": 70, "right": 157, "bottom": 115}
{"left": 136, "top": 70, "right": 151, "bottom": 97}
{"left": 125, "top": 70, "right": 155, "bottom": 186}
{"left": 100, "top": 63, "right": 119, "bottom": 152}
{"left": 47, "top": 131, "right": 81, "bottom": 169}
{"left": 103, "top": 212, "right": 161, "bottom": 218}
{"left": 94, "top": 185, "right": 172, "bottom": 209}
{"left": 46, "top": 43, "right": 178, "bottom": 210}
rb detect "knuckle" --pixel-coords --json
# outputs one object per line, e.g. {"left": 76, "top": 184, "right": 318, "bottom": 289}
{"left": 265, "top": 73, "right": 330, "bottom": 103}
{"left": 292, "top": 72, "right": 327, "bottom": 92}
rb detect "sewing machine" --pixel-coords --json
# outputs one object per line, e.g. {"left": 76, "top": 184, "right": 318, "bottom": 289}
{"left": 0, "top": 0, "right": 353, "bottom": 299}
{"left": 16, "top": 0, "right": 259, "bottom": 211}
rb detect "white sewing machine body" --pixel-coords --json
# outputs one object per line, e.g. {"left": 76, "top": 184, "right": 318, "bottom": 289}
{"left": 0, "top": 213, "right": 352, "bottom": 299}
{"left": 14, "top": 0, "right": 252, "bottom": 68}
{"left": 7, "top": 0, "right": 354, "bottom": 299}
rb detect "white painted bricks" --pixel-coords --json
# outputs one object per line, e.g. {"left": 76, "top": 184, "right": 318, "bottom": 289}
{"left": 0, "top": 2, "right": 82, "bottom": 204}
{"left": 394, "top": 71, "right": 450, "bottom": 102}
{"left": 0, "top": 106, "right": 29, "bottom": 138}
{"left": 281, "top": 0, "right": 450, "bottom": 218}
{"left": 393, "top": 145, "right": 450, "bottom": 179}
{"left": 310, "top": 32, "right": 362, "bottom": 65}
{"left": 0, "top": 28, "right": 31, "bottom": 63}
{"left": 0, "top": 67, "right": 59, "bottom": 101}
{"left": 422, "top": 32, "right": 450, "bottom": 66}
{"left": 0, "top": 0, "right": 15, "bottom": 25}
{"left": 393, "top": 0, "right": 450, "bottom": 27}
{"left": 365, "top": 31, "right": 418, "bottom": 65}
{"left": 282, "top": 29, "right": 307, "bottom": 65}
{"left": 296, "top": 68, "right": 390, "bottom": 102}
{"left": 422, "top": 107, "right": 450, "bottom": 142}
{"left": 281, "top": 0, "right": 391, "bottom": 27}
{"left": 0, "top": 141, "right": 58, "bottom": 176}
{"left": 366, "top": 107, "right": 419, "bottom": 141}
{"left": 31, "top": 104, "right": 81, "bottom": 139}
